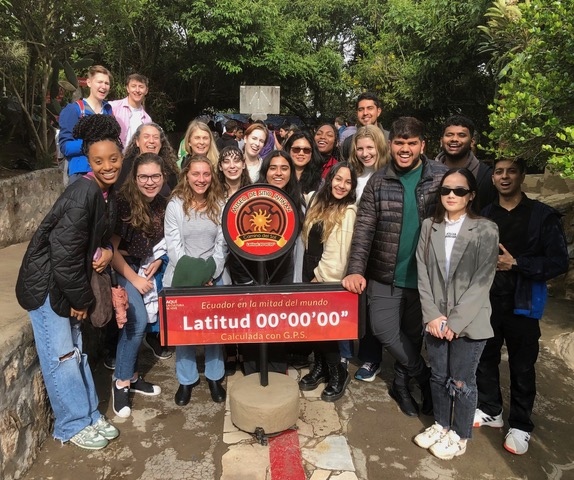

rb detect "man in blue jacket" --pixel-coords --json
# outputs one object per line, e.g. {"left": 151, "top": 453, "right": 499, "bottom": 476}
{"left": 58, "top": 65, "right": 114, "bottom": 183}
{"left": 474, "top": 157, "right": 569, "bottom": 455}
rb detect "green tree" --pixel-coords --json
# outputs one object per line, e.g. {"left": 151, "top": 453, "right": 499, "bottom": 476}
{"left": 350, "top": 0, "right": 494, "bottom": 140}
{"left": 0, "top": 0, "right": 100, "bottom": 164}
{"left": 484, "top": 0, "right": 574, "bottom": 176}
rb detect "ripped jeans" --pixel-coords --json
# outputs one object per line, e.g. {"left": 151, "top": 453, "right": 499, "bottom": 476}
{"left": 425, "top": 333, "right": 486, "bottom": 439}
{"left": 29, "top": 295, "right": 102, "bottom": 441}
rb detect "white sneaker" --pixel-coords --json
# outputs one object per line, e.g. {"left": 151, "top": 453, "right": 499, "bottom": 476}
{"left": 414, "top": 423, "right": 447, "bottom": 449}
{"left": 504, "top": 428, "right": 531, "bottom": 455}
{"left": 429, "top": 430, "right": 467, "bottom": 460}
{"left": 473, "top": 408, "right": 504, "bottom": 428}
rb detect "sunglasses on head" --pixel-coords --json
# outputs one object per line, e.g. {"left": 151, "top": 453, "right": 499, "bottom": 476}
{"left": 291, "top": 146, "right": 312, "bottom": 154}
{"left": 440, "top": 187, "right": 471, "bottom": 197}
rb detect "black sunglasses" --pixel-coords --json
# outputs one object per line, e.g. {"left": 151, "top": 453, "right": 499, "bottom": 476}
{"left": 440, "top": 187, "right": 471, "bottom": 197}
{"left": 291, "top": 146, "right": 312, "bottom": 154}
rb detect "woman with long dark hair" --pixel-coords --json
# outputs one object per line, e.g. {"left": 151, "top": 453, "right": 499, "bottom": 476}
{"left": 414, "top": 168, "right": 498, "bottom": 460}
{"left": 314, "top": 123, "right": 340, "bottom": 179}
{"left": 283, "top": 131, "right": 323, "bottom": 194}
{"left": 298, "top": 162, "right": 358, "bottom": 401}
{"left": 110, "top": 153, "right": 168, "bottom": 418}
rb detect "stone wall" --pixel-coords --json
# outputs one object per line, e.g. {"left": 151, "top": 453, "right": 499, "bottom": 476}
{"left": 0, "top": 169, "right": 64, "bottom": 249}
{"left": 0, "top": 322, "right": 51, "bottom": 479}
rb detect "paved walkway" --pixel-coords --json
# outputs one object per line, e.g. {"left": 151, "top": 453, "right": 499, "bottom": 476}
{"left": 3, "top": 243, "right": 574, "bottom": 479}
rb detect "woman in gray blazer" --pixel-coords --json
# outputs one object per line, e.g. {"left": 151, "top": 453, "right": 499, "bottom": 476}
{"left": 414, "top": 168, "right": 499, "bottom": 460}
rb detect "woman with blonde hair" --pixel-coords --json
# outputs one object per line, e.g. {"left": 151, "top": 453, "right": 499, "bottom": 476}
{"left": 179, "top": 120, "right": 219, "bottom": 169}
{"left": 348, "top": 124, "right": 391, "bottom": 380}
{"left": 164, "top": 155, "right": 229, "bottom": 406}
{"left": 348, "top": 125, "right": 390, "bottom": 201}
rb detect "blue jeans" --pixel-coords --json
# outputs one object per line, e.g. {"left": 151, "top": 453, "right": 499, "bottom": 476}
{"left": 29, "top": 296, "right": 102, "bottom": 441}
{"left": 176, "top": 345, "right": 224, "bottom": 385}
{"left": 115, "top": 271, "right": 149, "bottom": 381}
{"left": 426, "top": 333, "right": 486, "bottom": 439}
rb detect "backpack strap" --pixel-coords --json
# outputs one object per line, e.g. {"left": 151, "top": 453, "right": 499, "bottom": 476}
{"left": 76, "top": 99, "right": 86, "bottom": 118}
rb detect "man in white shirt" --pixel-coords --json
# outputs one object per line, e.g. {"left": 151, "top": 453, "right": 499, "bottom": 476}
{"left": 109, "top": 74, "right": 153, "bottom": 149}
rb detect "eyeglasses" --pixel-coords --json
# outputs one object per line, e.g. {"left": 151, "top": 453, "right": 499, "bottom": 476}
{"left": 440, "top": 187, "right": 471, "bottom": 197}
{"left": 291, "top": 146, "right": 312, "bottom": 154}
{"left": 137, "top": 173, "right": 163, "bottom": 183}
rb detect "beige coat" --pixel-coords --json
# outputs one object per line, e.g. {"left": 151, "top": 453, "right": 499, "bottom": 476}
{"left": 416, "top": 216, "right": 499, "bottom": 340}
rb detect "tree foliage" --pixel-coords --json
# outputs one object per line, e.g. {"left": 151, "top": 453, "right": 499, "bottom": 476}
{"left": 484, "top": 0, "right": 574, "bottom": 176}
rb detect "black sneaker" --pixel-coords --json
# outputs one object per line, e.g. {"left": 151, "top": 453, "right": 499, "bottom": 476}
{"left": 112, "top": 381, "right": 131, "bottom": 418}
{"left": 104, "top": 354, "right": 116, "bottom": 371}
{"left": 130, "top": 376, "right": 161, "bottom": 396}
{"left": 143, "top": 333, "right": 172, "bottom": 359}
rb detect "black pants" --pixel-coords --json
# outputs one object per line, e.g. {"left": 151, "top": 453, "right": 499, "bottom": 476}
{"left": 476, "top": 296, "right": 541, "bottom": 433}
{"left": 367, "top": 281, "right": 427, "bottom": 386}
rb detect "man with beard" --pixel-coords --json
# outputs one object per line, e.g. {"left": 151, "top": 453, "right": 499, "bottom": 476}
{"left": 435, "top": 115, "right": 496, "bottom": 212}
{"left": 343, "top": 117, "right": 447, "bottom": 417}
{"left": 341, "top": 92, "right": 389, "bottom": 161}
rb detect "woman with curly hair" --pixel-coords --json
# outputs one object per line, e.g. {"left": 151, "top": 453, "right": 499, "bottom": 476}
{"left": 110, "top": 153, "right": 169, "bottom": 418}
{"left": 16, "top": 114, "right": 122, "bottom": 450}
{"left": 164, "top": 155, "right": 229, "bottom": 406}
{"left": 116, "top": 122, "right": 179, "bottom": 192}
{"left": 298, "top": 162, "right": 357, "bottom": 401}
{"left": 314, "top": 123, "right": 340, "bottom": 179}
{"left": 283, "top": 130, "right": 323, "bottom": 194}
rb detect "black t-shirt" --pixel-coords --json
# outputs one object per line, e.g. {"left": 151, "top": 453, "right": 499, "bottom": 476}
{"left": 487, "top": 195, "right": 532, "bottom": 296}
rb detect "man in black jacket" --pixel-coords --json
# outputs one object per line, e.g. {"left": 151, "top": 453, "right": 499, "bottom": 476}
{"left": 216, "top": 119, "right": 239, "bottom": 151}
{"left": 343, "top": 117, "right": 447, "bottom": 417}
{"left": 435, "top": 115, "right": 496, "bottom": 212}
{"left": 474, "top": 158, "right": 568, "bottom": 455}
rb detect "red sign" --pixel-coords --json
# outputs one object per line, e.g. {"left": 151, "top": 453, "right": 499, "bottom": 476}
{"left": 159, "top": 288, "right": 358, "bottom": 346}
{"left": 223, "top": 185, "right": 300, "bottom": 260}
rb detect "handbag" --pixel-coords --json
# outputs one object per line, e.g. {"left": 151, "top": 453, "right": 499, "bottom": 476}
{"left": 89, "top": 270, "right": 113, "bottom": 327}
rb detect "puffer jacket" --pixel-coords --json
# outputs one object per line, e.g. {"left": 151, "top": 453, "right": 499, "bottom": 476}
{"left": 346, "top": 156, "right": 447, "bottom": 284}
{"left": 16, "top": 177, "right": 117, "bottom": 317}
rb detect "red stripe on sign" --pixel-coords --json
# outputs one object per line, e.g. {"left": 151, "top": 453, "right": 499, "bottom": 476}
{"left": 269, "top": 429, "right": 306, "bottom": 480}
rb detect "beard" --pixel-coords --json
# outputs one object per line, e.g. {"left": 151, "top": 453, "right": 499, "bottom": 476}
{"left": 392, "top": 156, "right": 422, "bottom": 173}
{"left": 444, "top": 144, "right": 471, "bottom": 162}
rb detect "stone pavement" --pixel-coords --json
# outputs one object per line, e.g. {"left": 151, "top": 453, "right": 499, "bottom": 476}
{"left": 2, "top": 242, "right": 574, "bottom": 480}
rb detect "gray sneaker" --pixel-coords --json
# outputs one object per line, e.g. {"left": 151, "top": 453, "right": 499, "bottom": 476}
{"left": 93, "top": 416, "right": 119, "bottom": 440}
{"left": 69, "top": 425, "right": 109, "bottom": 450}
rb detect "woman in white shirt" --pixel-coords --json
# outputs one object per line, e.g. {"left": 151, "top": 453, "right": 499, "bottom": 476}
{"left": 164, "top": 155, "right": 228, "bottom": 406}
{"left": 414, "top": 168, "right": 498, "bottom": 460}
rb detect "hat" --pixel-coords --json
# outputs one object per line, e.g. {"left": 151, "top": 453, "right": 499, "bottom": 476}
{"left": 172, "top": 256, "right": 216, "bottom": 287}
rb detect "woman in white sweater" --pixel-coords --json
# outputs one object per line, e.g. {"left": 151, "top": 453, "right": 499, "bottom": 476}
{"left": 164, "top": 155, "right": 228, "bottom": 407}
{"left": 298, "top": 162, "right": 358, "bottom": 402}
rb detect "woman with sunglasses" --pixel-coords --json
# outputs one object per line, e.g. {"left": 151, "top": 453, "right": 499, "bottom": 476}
{"left": 283, "top": 131, "right": 322, "bottom": 194}
{"left": 110, "top": 153, "right": 168, "bottom": 417}
{"left": 413, "top": 168, "right": 498, "bottom": 460}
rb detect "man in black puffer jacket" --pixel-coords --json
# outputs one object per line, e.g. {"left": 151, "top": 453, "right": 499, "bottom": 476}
{"left": 343, "top": 117, "right": 447, "bottom": 417}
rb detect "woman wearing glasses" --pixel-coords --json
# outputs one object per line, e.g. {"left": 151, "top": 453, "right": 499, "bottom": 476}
{"left": 283, "top": 131, "right": 322, "bottom": 194}
{"left": 414, "top": 168, "right": 498, "bottom": 460}
{"left": 110, "top": 153, "right": 168, "bottom": 417}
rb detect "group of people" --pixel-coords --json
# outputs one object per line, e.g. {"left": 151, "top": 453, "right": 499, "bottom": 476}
{"left": 15, "top": 66, "right": 568, "bottom": 464}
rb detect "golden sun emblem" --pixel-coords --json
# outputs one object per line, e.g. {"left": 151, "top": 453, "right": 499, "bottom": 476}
{"left": 249, "top": 209, "right": 272, "bottom": 232}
